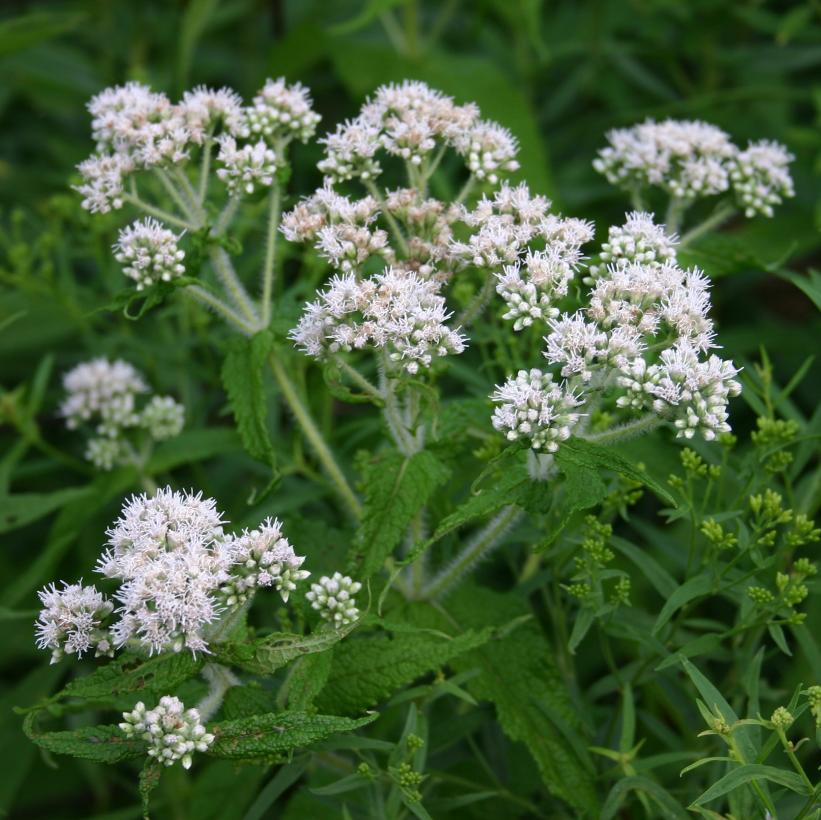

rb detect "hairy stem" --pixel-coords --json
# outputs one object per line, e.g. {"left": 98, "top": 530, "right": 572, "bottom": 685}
{"left": 581, "top": 413, "right": 663, "bottom": 445}
{"left": 122, "top": 192, "right": 195, "bottom": 231}
{"left": 268, "top": 353, "right": 362, "bottom": 519}
{"left": 185, "top": 284, "right": 256, "bottom": 335}
{"left": 333, "top": 355, "right": 383, "bottom": 401}
{"left": 208, "top": 246, "right": 259, "bottom": 325}
{"left": 261, "top": 182, "right": 282, "bottom": 326}
{"left": 455, "top": 274, "right": 496, "bottom": 329}
{"left": 196, "top": 663, "right": 241, "bottom": 722}
{"left": 155, "top": 168, "right": 198, "bottom": 224}
{"left": 364, "top": 179, "right": 410, "bottom": 257}
{"left": 424, "top": 505, "right": 523, "bottom": 600}
{"left": 198, "top": 135, "right": 214, "bottom": 204}
{"left": 664, "top": 195, "right": 688, "bottom": 237}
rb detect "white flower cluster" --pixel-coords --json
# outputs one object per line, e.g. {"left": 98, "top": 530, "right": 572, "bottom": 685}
{"left": 241, "top": 78, "right": 321, "bottom": 144}
{"left": 491, "top": 211, "right": 742, "bottom": 448}
{"left": 593, "top": 119, "right": 794, "bottom": 215}
{"left": 75, "top": 77, "right": 319, "bottom": 211}
{"left": 730, "top": 140, "right": 795, "bottom": 218}
{"left": 220, "top": 517, "right": 310, "bottom": 606}
{"left": 491, "top": 370, "right": 583, "bottom": 452}
{"left": 317, "top": 80, "right": 518, "bottom": 184}
{"left": 120, "top": 697, "right": 214, "bottom": 769}
{"left": 36, "top": 487, "right": 357, "bottom": 663}
{"left": 216, "top": 136, "right": 278, "bottom": 196}
{"left": 114, "top": 218, "right": 186, "bottom": 290}
{"left": 306, "top": 572, "right": 362, "bottom": 627}
{"left": 60, "top": 358, "right": 184, "bottom": 470}
{"left": 291, "top": 267, "right": 467, "bottom": 374}
{"left": 35, "top": 582, "right": 114, "bottom": 664}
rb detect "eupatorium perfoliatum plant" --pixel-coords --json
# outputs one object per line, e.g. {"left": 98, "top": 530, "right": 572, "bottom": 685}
{"left": 18, "top": 75, "right": 821, "bottom": 819}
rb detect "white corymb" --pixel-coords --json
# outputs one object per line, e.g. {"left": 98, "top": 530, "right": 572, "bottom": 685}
{"left": 221, "top": 517, "right": 310, "bottom": 606}
{"left": 306, "top": 572, "right": 362, "bottom": 627}
{"left": 60, "top": 358, "right": 147, "bottom": 432}
{"left": 35, "top": 581, "right": 114, "bottom": 664}
{"left": 120, "top": 697, "right": 214, "bottom": 769}
{"left": 454, "top": 120, "right": 520, "bottom": 184}
{"left": 139, "top": 395, "right": 185, "bottom": 440}
{"left": 241, "top": 78, "right": 321, "bottom": 144}
{"left": 114, "top": 218, "right": 186, "bottom": 291}
{"left": 593, "top": 119, "right": 736, "bottom": 201}
{"left": 180, "top": 86, "right": 244, "bottom": 143}
{"left": 75, "top": 153, "right": 133, "bottom": 213}
{"left": 291, "top": 267, "right": 466, "bottom": 374}
{"left": 491, "top": 369, "right": 583, "bottom": 452}
{"left": 216, "top": 136, "right": 278, "bottom": 195}
{"left": 730, "top": 140, "right": 795, "bottom": 217}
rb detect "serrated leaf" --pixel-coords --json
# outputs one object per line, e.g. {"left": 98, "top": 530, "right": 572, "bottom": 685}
{"left": 48, "top": 652, "right": 204, "bottom": 707}
{"left": 314, "top": 625, "right": 494, "bottom": 715}
{"left": 208, "top": 711, "right": 377, "bottom": 760}
{"left": 221, "top": 684, "right": 278, "bottom": 720}
{"left": 441, "top": 587, "right": 599, "bottom": 816}
{"left": 283, "top": 650, "right": 334, "bottom": 711}
{"left": 350, "top": 449, "right": 451, "bottom": 578}
{"left": 23, "top": 714, "right": 145, "bottom": 764}
{"left": 221, "top": 330, "right": 277, "bottom": 467}
{"left": 559, "top": 438, "right": 676, "bottom": 506}
{"left": 212, "top": 623, "right": 353, "bottom": 677}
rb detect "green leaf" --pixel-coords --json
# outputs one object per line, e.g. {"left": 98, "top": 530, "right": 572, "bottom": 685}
{"left": 601, "top": 775, "right": 689, "bottom": 819}
{"left": 691, "top": 764, "right": 810, "bottom": 806}
{"left": 0, "top": 12, "right": 83, "bottom": 58}
{"left": 22, "top": 714, "right": 145, "bottom": 764}
{"left": 221, "top": 331, "right": 277, "bottom": 468}
{"left": 776, "top": 268, "right": 821, "bottom": 312}
{"left": 0, "top": 485, "right": 93, "bottom": 534}
{"left": 315, "top": 625, "right": 494, "bottom": 715}
{"left": 208, "top": 711, "right": 377, "bottom": 760}
{"left": 283, "top": 651, "right": 334, "bottom": 711}
{"left": 559, "top": 438, "right": 676, "bottom": 506}
{"left": 213, "top": 623, "right": 354, "bottom": 677}
{"left": 652, "top": 573, "right": 713, "bottom": 635}
{"left": 442, "top": 587, "right": 599, "bottom": 816}
{"left": 49, "top": 652, "right": 205, "bottom": 707}
{"left": 138, "top": 760, "right": 163, "bottom": 818}
{"left": 611, "top": 536, "right": 677, "bottom": 598}
{"left": 147, "top": 427, "right": 241, "bottom": 473}
{"left": 351, "top": 448, "right": 451, "bottom": 577}
{"left": 221, "top": 685, "right": 278, "bottom": 721}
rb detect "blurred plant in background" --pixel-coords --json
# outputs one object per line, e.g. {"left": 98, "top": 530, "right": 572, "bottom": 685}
{"left": 2, "top": 1, "right": 821, "bottom": 818}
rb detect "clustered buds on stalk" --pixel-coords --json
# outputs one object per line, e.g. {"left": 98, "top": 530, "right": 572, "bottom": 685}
{"left": 491, "top": 211, "right": 742, "bottom": 449}
{"left": 60, "top": 358, "right": 184, "bottom": 470}
{"left": 34, "top": 487, "right": 359, "bottom": 662}
{"left": 114, "top": 218, "right": 186, "bottom": 290}
{"left": 120, "top": 697, "right": 214, "bottom": 769}
{"left": 593, "top": 119, "right": 794, "bottom": 216}
{"left": 306, "top": 572, "right": 362, "bottom": 627}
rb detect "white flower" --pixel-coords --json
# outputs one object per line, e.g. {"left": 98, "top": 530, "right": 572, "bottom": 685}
{"left": 730, "top": 140, "right": 795, "bottom": 218}
{"left": 120, "top": 697, "right": 214, "bottom": 769}
{"left": 114, "top": 218, "right": 186, "bottom": 291}
{"left": 221, "top": 518, "right": 309, "bottom": 606}
{"left": 216, "top": 136, "right": 278, "bottom": 195}
{"left": 291, "top": 267, "right": 467, "bottom": 374}
{"left": 241, "top": 77, "right": 321, "bottom": 144}
{"left": 318, "top": 118, "right": 383, "bottom": 183}
{"left": 491, "top": 369, "right": 583, "bottom": 452}
{"left": 587, "top": 211, "right": 677, "bottom": 281}
{"left": 593, "top": 119, "right": 736, "bottom": 201}
{"left": 306, "top": 572, "right": 362, "bottom": 627}
{"left": 74, "top": 153, "right": 133, "bottom": 213}
{"left": 454, "top": 120, "right": 520, "bottom": 184}
{"left": 180, "top": 86, "right": 244, "bottom": 143}
{"left": 98, "top": 487, "right": 226, "bottom": 580}
{"left": 85, "top": 436, "right": 128, "bottom": 471}
{"left": 35, "top": 581, "right": 113, "bottom": 664}
{"left": 139, "top": 395, "right": 185, "bottom": 440}
{"left": 60, "top": 358, "right": 147, "bottom": 433}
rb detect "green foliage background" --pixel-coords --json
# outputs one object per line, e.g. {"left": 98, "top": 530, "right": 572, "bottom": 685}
{"left": 1, "top": 1, "right": 820, "bottom": 818}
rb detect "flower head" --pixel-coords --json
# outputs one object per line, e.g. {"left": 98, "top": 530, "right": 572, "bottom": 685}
{"left": 730, "top": 140, "right": 795, "bottom": 217}
{"left": 180, "top": 86, "right": 244, "bottom": 143}
{"left": 306, "top": 572, "right": 362, "bottom": 627}
{"left": 139, "top": 395, "right": 185, "bottom": 440}
{"left": 114, "top": 218, "right": 186, "bottom": 291}
{"left": 241, "top": 77, "right": 321, "bottom": 144}
{"left": 120, "top": 696, "right": 214, "bottom": 769}
{"left": 75, "top": 153, "right": 133, "bottom": 213}
{"left": 216, "top": 136, "right": 279, "bottom": 195}
{"left": 35, "top": 581, "right": 113, "bottom": 664}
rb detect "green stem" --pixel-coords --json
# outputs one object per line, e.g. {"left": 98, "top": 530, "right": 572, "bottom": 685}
{"left": 678, "top": 202, "right": 737, "bottom": 248}
{"left": 333, "top": 355, "right": 383, "bottom": 401}
{"left": 212, "top": 196, "right": 241, "bottom": 236}
{"left": 185, "top": 284, "right": 256, "bottom": 335}
{"left": 268, "top": 353, "right": 362, "bottom": 519}
{"left": 455, "top": 274, "right": 495, "bottom": 328}
{"left": 424, "top": 505, "right": 523, "bottom": 599}
{"left": 581, "top": 413, "right": 663, "bottom": 444}
{"left": 363, "top": 179, "right": 410, "bottom": 257}
{"left": 208, "top": 246, "right": 259, "bottom": 325}
{"left": 122, "top": 192, "right": 195, "bottom": 231}
{"left": 155, "top": 168, "right": 197, "bottom": 222}
{"left": 664, "top": 195, "right": 688, "bottom": 237}
{"left": 455, "top": 174, "right": 476, "bottom": 205}
{"left": 196, "top": 663, "right": 240, "bottom": 722}
{"left": 173, "top": 166, "right": 206, "bottom": 223}
{"left": 198, "top": 134, "right": 214, "bottom": 204}
{"left": 261, "top": 182, "right": 282, "bottom": 326}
